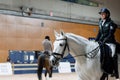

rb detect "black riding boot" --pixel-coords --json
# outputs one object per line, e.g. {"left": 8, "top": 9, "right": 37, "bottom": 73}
{"left": 100, "top": 72, "right": 108, "bottom": 80}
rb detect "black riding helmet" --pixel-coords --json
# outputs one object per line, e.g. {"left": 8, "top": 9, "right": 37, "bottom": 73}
{"left": 99, "top": 8, "right": 110, "bottom": 18}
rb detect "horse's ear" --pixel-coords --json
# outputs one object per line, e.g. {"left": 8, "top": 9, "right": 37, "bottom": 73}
{"left": 54, "top": 30, "right": 59, "bottom": 38}
{"left": 60, "top": 30, "right": 65, "bottom": 36}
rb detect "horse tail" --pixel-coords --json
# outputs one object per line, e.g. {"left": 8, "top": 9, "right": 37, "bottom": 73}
{"left": 37, "top": 54, "right": 45, "bottom": 80}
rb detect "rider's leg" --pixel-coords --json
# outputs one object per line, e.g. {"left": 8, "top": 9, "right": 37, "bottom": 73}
{"left": 107, "top": 43, "right": 119, "bottom": 79}
{"left": 100, "top": 72, "right": 108, "bottom": 80}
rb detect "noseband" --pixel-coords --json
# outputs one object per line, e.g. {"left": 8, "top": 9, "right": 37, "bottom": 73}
{"left": 52, "top": 37, "right": 70, "bottom": 59}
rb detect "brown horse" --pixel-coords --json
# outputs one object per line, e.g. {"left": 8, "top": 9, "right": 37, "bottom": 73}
{"left": 37, "top": 51, "right": 53, "bottom": 80}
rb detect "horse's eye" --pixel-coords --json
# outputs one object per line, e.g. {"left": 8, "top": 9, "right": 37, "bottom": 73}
{"left": 59, "top": 43, "right": 63, "bottom": 46}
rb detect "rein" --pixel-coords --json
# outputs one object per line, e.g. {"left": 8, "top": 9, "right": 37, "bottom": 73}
{"left": 62, "top": 45, "right": 100, "bottom": 60}
{"left": 85, "top": 45, "right": 100, "bottom": 58}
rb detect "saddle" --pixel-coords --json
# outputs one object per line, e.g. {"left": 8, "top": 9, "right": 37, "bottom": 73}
{"left": 43, "top": 51, "right": 50, "bottom": 57}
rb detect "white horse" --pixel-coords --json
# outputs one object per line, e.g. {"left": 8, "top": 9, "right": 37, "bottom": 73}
{"left": 50, "top": 31, "right": 120, "bottom": 80}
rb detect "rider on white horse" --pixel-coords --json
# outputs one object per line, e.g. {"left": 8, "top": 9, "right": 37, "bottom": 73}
{"left": 95, "top": 8, "right": 119, "bottom": 80}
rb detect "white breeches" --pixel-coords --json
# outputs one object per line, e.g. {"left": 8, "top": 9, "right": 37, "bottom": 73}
{"left": 106, "top": 43, "right": 116, "bottom": 57}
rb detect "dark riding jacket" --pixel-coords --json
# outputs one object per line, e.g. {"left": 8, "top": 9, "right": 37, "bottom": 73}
{"left": 95, "top": 18, "right": 117, "bottom": 43}
{"left": 95, "top": 18, "right": 119, "bottom": 76}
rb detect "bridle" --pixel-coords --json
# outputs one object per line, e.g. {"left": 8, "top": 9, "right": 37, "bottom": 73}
{"left": 52, "top": 37, "right": 70, "bottom": 60}
{"left": 51, "top": 37, "right": 70, "bottom": 66}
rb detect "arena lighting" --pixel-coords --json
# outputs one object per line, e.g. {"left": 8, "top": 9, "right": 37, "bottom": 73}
{"left": 20, "top": 6, "right": 33, "bottom": 16}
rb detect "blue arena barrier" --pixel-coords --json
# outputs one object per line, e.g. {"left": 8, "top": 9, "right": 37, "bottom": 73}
{"left": 9, "top": 50, "right": 76, "bottom": 74}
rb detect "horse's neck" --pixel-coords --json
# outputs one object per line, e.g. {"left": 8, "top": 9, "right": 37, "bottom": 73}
{"left": 66, "top": 33, "right": 99, "bottom": 64}
{"left": 66, "top": 33, "right": 89, "bottom": 56}
{"left": 86, "top": 41, "right": 99, "bottom": 53}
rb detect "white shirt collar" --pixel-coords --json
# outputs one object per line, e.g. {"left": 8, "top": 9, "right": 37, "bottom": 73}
{"left": 102, "top": 20, "right": 106, "bottom": 26}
